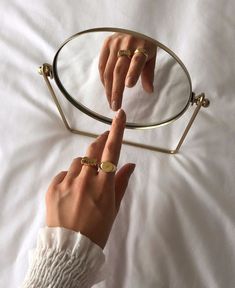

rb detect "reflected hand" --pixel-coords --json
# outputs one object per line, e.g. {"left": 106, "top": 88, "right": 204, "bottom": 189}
{"left": 45, "top": 109, "right": 135, "bottom": 249}
{"left": 99, "top": 33, "right": 157, "bottom": 111}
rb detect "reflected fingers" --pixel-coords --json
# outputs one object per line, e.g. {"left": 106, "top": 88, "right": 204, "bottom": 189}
{"left": 141, "top": 53, "right": 156, "bottom": 93}
{"left": 99, "top": 44, "right": 110, "bottom": 86}
{"left": 125, "top": 52, "right": 147, "bottom": 88}
{"left": 103, "top": 51, "right": 117, "bottom": 106}
{"left": 111, "top": 56, "right": 130, "bottom": 111}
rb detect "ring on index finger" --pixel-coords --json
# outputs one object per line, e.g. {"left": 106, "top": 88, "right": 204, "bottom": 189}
{"left": 99, "top": 161, "right": 117, "bottom": 173}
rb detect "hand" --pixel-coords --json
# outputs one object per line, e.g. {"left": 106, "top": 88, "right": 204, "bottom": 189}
{"left": 99, "top": 32, "right": 157, "bottom": 111}
{"left": 45, "top": 109, "right": 135, "bottom": 249}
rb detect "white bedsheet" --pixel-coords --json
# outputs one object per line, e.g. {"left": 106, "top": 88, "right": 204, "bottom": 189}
{"left": 1, "top": 1, "right": 235, "bottom": 287}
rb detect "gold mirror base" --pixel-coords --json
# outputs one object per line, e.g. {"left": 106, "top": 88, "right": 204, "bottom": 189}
{"left": 38, "top": 63, "right": 210, "bottom": 154}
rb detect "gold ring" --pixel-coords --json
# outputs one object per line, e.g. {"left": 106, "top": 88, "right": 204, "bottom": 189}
{"left": 81, "top": 157, "right": 98, "bottom": 167}
{"left": 134, "top": 48, "right": 148, "bottom": 59}
{"left": 117, "top": 49, "right": 132, "bottom": 59}
{"left": 99, "top": 161, "right": 117, "bottom": 173}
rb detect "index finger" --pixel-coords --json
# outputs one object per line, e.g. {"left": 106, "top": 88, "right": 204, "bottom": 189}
{"left": 101, "top": 109, "right": 126, "bottom": 167}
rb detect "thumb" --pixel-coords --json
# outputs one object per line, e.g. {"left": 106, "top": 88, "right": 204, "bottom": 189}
{"left": 115, "top": 163, "right": 136, "bottom": 212}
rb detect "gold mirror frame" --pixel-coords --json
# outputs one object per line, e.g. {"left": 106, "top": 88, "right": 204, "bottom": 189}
{"left": 38, "top": 27, "right": 210, "bottom": 154}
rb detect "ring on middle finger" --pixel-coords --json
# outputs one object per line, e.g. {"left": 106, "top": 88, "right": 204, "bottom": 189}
{"left": 81, "top": 157, "right": 98, "bottom": 168}
{"left": 117, "top": 49, "right": 132, "bottom": 59}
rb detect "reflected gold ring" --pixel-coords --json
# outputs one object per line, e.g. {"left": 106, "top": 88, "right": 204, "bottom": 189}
{"left": 134, "top": 48, "right": 148, "bottom": 59}
{"left": 117, "top": 49, "right": 132, "bottom": 59}
{"left": 99, "top": 161, "right": 117, "bottom": 173}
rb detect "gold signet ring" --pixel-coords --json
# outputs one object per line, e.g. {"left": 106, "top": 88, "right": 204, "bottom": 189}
{"left": 99, "top": 161, "right": 117, "bottom": 173}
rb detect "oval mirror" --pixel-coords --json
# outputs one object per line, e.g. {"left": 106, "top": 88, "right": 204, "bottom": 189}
{"left": 53, "top": 27, "right": 192, "bottom": 129}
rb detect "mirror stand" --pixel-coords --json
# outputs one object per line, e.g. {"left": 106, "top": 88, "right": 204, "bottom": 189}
{"left": 38, "top": 63, "right": 210, "bottom": 154}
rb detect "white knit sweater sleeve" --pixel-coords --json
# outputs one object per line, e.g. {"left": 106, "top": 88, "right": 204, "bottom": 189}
{"left": 20, "top": 227, "right": 105, "bottom": 288}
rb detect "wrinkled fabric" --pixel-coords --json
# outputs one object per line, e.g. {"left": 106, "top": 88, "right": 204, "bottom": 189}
{"left": 0, "top": 1, "right": 235, "bottom": 287}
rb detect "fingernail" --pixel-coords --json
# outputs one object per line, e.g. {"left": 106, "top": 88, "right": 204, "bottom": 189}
{"left": 146, "top": 84, "right": 154, "bottom": 94}
{"left": 103, "top": 130, "right": 110, "bottom": 137}
{"left": 97, "top": 130, "right": 109, "bottom": 139}
{"left": 111, "top": 100, "right": 118, "bottom": 111}
{"left": 125, "top": 77, "right": 134, "bottom": 87}
{"left": 130, "top": 163, "right": 136, "bottom": 174}
{"left": 101, "top": 130, "right": 109, "bottom": 136}
{"left": 116, "top": 109, "right": 125, "bottom": 120}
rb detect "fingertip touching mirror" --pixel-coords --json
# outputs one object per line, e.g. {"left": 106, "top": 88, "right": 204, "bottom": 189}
{"left": 38, "top": 27, "right": 210, "bottom": 154}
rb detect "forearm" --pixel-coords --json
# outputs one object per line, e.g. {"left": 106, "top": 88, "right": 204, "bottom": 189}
{"left": 21, "top": 227, "right": 105, "bottom": 288}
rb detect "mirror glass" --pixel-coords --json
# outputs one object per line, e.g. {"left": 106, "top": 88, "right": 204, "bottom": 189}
{"left": 54, "top": 29, "right": 192, "bottom": 128}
